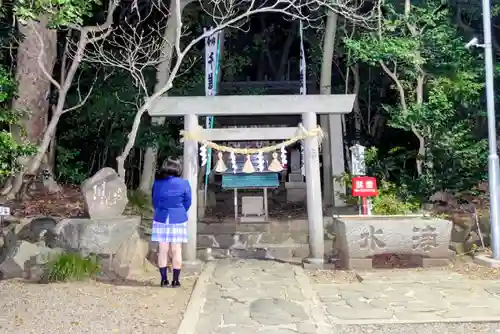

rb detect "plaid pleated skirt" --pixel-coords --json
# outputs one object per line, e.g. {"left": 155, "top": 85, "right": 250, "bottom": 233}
{"left": 151, "top": 217, "right": 188, "bottom": 243}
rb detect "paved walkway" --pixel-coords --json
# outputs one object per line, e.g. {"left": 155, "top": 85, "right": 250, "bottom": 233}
{"left": 316, "top": 270, "right": 500, "bottom": 324}
{"left": 179, "top": 260, "right": 500, "bottom": 334}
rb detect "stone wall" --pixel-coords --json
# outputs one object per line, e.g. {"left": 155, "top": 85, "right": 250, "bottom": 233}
{"left": 197, "top": 217, "right": 336, "bottom": 260}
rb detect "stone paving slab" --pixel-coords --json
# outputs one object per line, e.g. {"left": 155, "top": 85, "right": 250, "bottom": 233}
{"left": 180, "top": 261, "right": 500, "bottom": 333}
{"left": 313, "top": 270, "right": 500, "bottom": 325}
{"left": 184, "top": 259, "right": 330, "bottom": 334}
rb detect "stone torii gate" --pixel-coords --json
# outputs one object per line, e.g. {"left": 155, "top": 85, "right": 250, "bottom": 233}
{"left": 148, "top": 94, "right": 355, "bottom": 267}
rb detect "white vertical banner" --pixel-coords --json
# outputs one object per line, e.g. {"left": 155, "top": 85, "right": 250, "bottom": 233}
{"left": 299, "top": 20, "right": 307, "bottom": 176}
{"left": 350, "top": 144, "right": 366, "bottom": 176}
{"left": 204, "top": 27, "right": 222, "bottom": 126}
{"left": 201, "top": 27, "right": 222, "bottom": 169}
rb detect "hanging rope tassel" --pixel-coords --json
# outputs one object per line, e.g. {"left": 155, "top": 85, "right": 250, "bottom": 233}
{"left": 242, "top": 155, "right": 255, "bottom": 173}
{"left": 268, "top": 152, "right": 284, "bottom": 172}
{"left": 214, "top": 151, "right": 227, "bottom": 173}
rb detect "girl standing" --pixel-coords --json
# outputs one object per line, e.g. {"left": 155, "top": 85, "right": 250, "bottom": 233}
{"left": 151, "top": 158, "right": 191, "bottom": 287}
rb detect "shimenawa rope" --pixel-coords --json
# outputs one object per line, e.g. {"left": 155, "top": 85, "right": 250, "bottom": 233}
{"left": 180, "top": 123, "right": 324, "bottom": 154}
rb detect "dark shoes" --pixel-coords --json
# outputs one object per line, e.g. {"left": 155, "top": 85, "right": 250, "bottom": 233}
{"left": 160, "top": 280, "right": 180, "bottom": 288}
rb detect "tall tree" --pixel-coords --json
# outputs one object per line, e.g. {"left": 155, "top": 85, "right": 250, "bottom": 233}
{"left": 11, "top": 15, "right": 58, "bottom": 192}
{"left": 5, "top": 0, "right": 117, "bottom": 198}
{"left": 319, "top": 10, "right": 339, "bottom": 207}
{"left": 139, "top": 0, "right": 194, "bottom": 194}
{"left": 344, "top": 0, "right": 486, "bottom": 191}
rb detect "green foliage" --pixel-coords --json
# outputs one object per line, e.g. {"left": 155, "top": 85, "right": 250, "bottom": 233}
{"left": 15, "top": 0, "right": 100, "bottom": 27}
{"left": 334, "top": 173, "right": 362, "bottom": 207}
{"left": 371, "top": 181, "right": 420, "bottom": 215}
{"left": 55, "top": 146, "right": 88, "bottom": 184}
{"left": 335, "top": 172, "right": 420, "bottom": 215}
{"left": 127, "top": 189, "right": 153, "bottom": 214}
{"left": 46, "top": 252, "right": 100, "bottom": 282}
{"left": 364, "top": 146, "right": 414, "bottom": 181}
{"left": 0, "top": 66, "right": 36, "bottom": 183}
{"left": 0, "top": 66, "right": 15, "bottom": 101}
{"left": 365, "top": 141, "right": 487, "bottom": 202}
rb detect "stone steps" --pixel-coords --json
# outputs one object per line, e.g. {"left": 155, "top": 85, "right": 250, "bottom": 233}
{"left": 145, "top": 218, "right": 337, "bottom": 262}
{"left": 196, "top": 220, "right": 324, "bottom": 261}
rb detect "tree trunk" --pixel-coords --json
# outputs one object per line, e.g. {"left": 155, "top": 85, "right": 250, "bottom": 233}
{"left": 350, "top": 63, "right": 361, "bottom": 140}
{"left": 405, "top": 0, "right": 426, "bottom": 175}
{"left": 12, "top": 17, "right": 56, "bottom": 144}
{"left": 414, "top": 74, "right": 426, "bottom": 175}
{"left": 138, "top": 0, "right": 192, "bottom": 193}
{"left": 11, "top": 16, "right": 59, "bottom": 194}
{"left": 275, "top": 25, "right": 295, "bottom": 80}
{"left": 319, "top": 9, "right": 339, "bottom": 207}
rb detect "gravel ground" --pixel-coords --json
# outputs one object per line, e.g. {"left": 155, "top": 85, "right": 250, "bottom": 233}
{"left": 0, "top": 276, "right": 196, "bottom": 334}
{"left": 334, "top": 323, "right": 500, "bottom": 333}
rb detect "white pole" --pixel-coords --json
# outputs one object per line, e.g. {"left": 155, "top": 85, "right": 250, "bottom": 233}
{"left": 481, "top": 0, "right": 500, "bottom": 259}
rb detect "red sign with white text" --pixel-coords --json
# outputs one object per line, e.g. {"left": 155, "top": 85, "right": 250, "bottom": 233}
{"left": 351, "top": 176, "right": 378, "bottom": 197}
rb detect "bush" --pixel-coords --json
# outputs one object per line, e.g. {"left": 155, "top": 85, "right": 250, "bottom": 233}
{"left": 371, "top": 181, "right": 420, "bottom": 215}
{"left": 46, "top": 252, "right": 100, "bottom": 282}
{"left": 335, "top": 173, "right": 420, "bottom": 215}
{"left": 0, "top": 66, "right": 36, "bottom": 184}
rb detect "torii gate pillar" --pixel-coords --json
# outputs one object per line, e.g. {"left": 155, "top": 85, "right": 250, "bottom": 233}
{"left": 182, "top": 114, "right": 200, "bottom": 267}
{"left": 302, "top": 111, "right": 324, "bottom": 264}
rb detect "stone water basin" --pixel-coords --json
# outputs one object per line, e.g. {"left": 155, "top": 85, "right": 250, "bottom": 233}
{"left": 332, "top": 215, "right": 453, "bottom": 269}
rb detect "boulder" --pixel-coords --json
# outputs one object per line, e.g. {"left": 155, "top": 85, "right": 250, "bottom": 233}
{"left": 111, "top": 231, "right": 153, "bottom": 279}
{"left": 81, "top": 168, "right": 128, "bottom": 219}
{"left": 17, "top": 216, "right": 57, "bottom": 244}
{"left": 0, "top": 225, "right": 17, "bottom": 251}
{"left": 51, "top": 216, "right": 141, "bottom": 255}
{"left": 0, "top": 241, "right": 42, "bottom": 278}
{"left": 25, "top": 247, "right": 64, "bottom": 282}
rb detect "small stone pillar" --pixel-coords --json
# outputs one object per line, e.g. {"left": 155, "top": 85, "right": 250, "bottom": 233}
{"left": 182, "top": 114, "right": 200, "bottom": 267}
{"left": 302, "top": 111, "right": 325, "bottom": 266}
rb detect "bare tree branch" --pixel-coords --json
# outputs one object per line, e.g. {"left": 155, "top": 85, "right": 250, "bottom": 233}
{"left": 62, "top": 68, "right": 101, "bottom": 114}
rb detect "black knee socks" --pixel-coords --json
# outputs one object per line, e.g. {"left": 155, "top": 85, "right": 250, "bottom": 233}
{"left": 172, "top": 268, "right": 181, "bottom": 284}
{"left": 160, "top": 267, "right": 180, "bottom": 287}
{"left": 159, "top": 267, "right": 168, "bottom": 282}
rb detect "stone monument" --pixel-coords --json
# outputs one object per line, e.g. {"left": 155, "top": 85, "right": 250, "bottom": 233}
{"left": 333, "top": 216, "right": 454, "bottom": 269}
{"left": 81, "top": 167, "right": 128, "bottom": 218}
{"left": 285, "top": 148, "right": 306, "bottom": 203}
{"left": 52, "top": 168, "right": 140, "bottom": 266}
